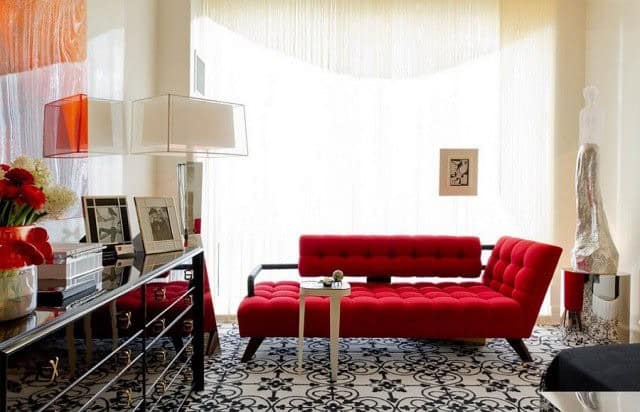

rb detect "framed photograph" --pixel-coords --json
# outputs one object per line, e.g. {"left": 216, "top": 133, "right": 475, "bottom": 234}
{"left": 137, "top": 251, "right": 185, "bottom": 274}
{"left": 82, "top": 196, "right": 132, "bottom": 244}
{"left": 134, "top": 197, "right": 184, "bottom": 254}
{"left": 101, "top": 258, "right": 134, "bottom": 290}
{"left": 439, "top": 148, "right": 478, "bottom": 196}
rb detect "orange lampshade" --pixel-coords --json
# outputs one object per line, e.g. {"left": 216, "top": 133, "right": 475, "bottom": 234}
{"left": 43, "top": 94, "right": 88, "bottom": 158}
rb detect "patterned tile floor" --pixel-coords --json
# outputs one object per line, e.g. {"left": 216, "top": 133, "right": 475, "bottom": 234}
{"left": 184, "top": 324, "right": 597, "bottom": 411}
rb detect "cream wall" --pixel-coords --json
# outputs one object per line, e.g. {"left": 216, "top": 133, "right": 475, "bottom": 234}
{"left": 153, "top": 0, "right": 195, "bottom": 201}
{"left": 550, "top": 1, "right": 586, "bottom": 320}
{"left": 82, "top": 0, "right": 157, "bottom": 240}
{"left": 87, "top": 0, "right": 191, "bottom": 205}
{"left": 586, "top": 0, "right": 640, "bottom": 341}
{"left": 122, "top": 0, "right": 158, "bottom": 204}
{"left": 77, "top": 1, "right": 637, "bottom": 332}
{"left": 84, "top": 0, "right": 194, "bottom": 238}
{"left": 87, "top": 0, "right": 153, "bottom": 197}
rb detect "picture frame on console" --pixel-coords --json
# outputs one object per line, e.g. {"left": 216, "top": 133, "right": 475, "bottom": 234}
{"left": 439, "top": 148, "right": 478, "bottom": 196}
{"left": 134, "top": 197, "right": 184, "bottom": 254}
{"left": 82, "top": 196, "right": 134, "bottom": 256}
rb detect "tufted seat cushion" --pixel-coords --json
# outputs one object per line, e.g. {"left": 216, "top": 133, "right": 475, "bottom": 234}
{"left": 237, "top": 281, "right": 527, "bottom": 338}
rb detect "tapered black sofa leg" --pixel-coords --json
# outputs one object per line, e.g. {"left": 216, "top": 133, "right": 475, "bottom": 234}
{"left": 506, "top": 338, "right": 533, "bottom": 362}
{"left": 241, "top": 337, "right": 265, "bottom": 362}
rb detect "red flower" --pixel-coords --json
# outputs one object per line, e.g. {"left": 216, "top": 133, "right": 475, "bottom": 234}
{"left": 26, "top": 227, "right": 54, "bottom": 263}
{"left": 17, "top": 185, "right": 46, "bottom": 210}
{"left": 0, "top": 239, "right": 45, "bottom": 269}
{"left": 0, "top": 179, "right": 18, "bottom": 199}
{"left": 5, "top": 168, "right": 35, "bottom": 186}
{"left": 0, "top": 164, "right": 10, "bottom": 172}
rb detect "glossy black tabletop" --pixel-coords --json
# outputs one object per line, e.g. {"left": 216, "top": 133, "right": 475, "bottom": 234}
{"left": 0, "top": 247, "right": 203, "bottom": 354}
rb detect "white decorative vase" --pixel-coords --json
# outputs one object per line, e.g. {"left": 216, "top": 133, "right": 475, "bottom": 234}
{"left": 0, "top": 265, "right": 38, "bottom": 322}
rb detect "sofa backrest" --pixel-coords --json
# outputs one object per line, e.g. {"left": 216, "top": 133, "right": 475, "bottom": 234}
{"left": 298, "top": 235, "right": 482, "bottom": 278}
{"left": 482, "top": 236, "right": 562, "bottom": 331}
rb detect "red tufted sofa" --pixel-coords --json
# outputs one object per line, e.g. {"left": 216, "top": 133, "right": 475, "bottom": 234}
{"left": 237, "top": 235, "right": 562, "bottom": 362}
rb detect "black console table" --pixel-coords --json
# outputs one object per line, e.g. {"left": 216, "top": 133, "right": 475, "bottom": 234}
{"left": 0, "top": 247, "right": 206, "bottom": 411}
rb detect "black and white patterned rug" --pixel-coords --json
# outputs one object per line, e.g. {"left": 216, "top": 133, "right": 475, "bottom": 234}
{"left": 184, "top": 325, "right": 597, "bottom": 411}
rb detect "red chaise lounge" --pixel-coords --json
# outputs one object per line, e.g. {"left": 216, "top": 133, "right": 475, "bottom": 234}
{"left": 237, "top": 235, "right": 562, "bottom": 362}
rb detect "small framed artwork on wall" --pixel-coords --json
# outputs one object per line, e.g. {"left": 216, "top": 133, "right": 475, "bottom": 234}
{"left": 439, "top": 148, "right": 478, "bottom": 196}
{"left": 134, "top": 197, "right": 184, "bottom": 254}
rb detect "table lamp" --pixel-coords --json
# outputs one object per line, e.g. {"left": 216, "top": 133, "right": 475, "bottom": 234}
{"left": 43, "top": 94, "right": 126, "bottom": 158}
{"left": 130, "top": 94, "right": 248, "bottom": 243}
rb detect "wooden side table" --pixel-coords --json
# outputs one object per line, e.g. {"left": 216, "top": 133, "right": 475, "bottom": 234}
{"left": 298, "top": 281, "right": 351, "bottom": 381}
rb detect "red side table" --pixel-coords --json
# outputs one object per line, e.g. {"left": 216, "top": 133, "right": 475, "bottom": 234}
{"left": 563, "top": 269, "right": 585, "bottom": 330}
{"left": 562, "top": 268, "right": 631, "bottom": 342}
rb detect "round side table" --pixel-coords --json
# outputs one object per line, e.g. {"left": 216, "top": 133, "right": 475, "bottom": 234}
{"left": 562, "top": 268, "right": 631, "bottom": 342}
{"left": 298, "top": 281, "right": 351, "bottom": 381}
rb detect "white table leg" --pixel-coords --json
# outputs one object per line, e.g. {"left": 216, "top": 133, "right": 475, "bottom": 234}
{"left": 329, "top": 295, "right": 340, "bottom": 381}
{"left": 298, "top": 294, "right": 305, "bottom": 370}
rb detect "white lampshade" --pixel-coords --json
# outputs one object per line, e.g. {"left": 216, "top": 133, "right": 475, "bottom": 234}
{"left": 130, "top": 94, "right": 248, "bottom": 156}
{"left": 88, "top": 98, "right": 126, "bottom": 154}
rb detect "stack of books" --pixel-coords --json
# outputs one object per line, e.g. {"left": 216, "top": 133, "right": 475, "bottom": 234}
{"left": 37, "top": 243, "right": 105, "bottom": 308}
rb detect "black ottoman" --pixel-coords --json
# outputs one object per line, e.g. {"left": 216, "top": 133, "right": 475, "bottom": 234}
{"left": 542, "top": 343, "right": 640, "bottom": 391}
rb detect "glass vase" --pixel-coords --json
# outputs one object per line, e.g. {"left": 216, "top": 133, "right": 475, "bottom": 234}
{"left": 0, "top": 265, "right": 38, "bottom": 322}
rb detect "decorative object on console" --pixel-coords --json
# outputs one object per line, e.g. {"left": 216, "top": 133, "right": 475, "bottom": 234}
{"left": 332, "top": 269, "right": 344, "bottom": 283}
{"left": 0, "top": 227, "right": 49, "bottom": 321}
{"left": 130, "top": 94, "right": 248, "bottom": 244}
{"left": 37, "top": 266, "right": 103, "bottom": 308}
{"left": 0, "top": 254, "right": 39, "bottom": 322}
{"left": 0, "top": 157, "right": 76, "bottom": 321}
{"left": 571, "top": 86, "right": 618, "bottom": 275}
{"left": 134, "top": 197, "right": 183, "bottom": 254}
{"left": 439, "top": 148, "right": 478, "bottom": 196}
{"left": 38, "top": 242, "right": 103, "bottom": 280}
{"left": 1, "top": 156, "right": 77, "bottom": 226}
{"left": 320, "top": 277, "right": 334, "bottom": 287}
{"left": 43, "top": 95, "right": 126, "bottom": 158}
{"left": 82, "top": 196, "right": 134, "bottom": 257}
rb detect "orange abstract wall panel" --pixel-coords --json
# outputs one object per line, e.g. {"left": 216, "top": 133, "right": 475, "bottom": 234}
{"left": 0, "top": 0, "right": 87, "bottom": 217}
{"left": 0, "top": 0, "right": 86, "bottom": 76}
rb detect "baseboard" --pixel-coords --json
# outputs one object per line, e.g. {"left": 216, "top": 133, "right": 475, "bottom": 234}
{"left": 536, "top": 315, "right": 561, "bottom": 326}
{"left": 217, "top": 314, "right": 238, "bottom": 323}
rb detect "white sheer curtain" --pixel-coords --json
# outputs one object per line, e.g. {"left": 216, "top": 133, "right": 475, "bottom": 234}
{"left": 194, "top": 0, "right": 560, "bottom": 315}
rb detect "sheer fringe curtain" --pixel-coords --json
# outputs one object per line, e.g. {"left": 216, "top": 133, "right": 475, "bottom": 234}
{"left": 195, "top": 0, "right": 580, "bottom": 316}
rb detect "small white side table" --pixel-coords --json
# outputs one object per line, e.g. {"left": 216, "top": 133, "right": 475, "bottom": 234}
{"left": 298, "top": 281, "right": 351, "bottom": 381}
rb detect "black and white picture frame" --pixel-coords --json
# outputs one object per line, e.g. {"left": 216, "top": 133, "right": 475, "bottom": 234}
{"left": 134, "top": 197, "right": 183, "bottom": 254}
{"left": 82, "top": 196, "right": 132, "bottom": 244}
{"left": 439, "top": 148, "right": 478, "bottom": 196}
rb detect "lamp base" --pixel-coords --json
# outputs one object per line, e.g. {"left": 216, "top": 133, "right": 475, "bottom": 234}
{"left": 177, "top": 161, "right": 204, "bottom": 244}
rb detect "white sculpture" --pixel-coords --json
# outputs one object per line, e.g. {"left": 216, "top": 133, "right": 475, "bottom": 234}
{"left": 571, "top": 86, "right": 619, "bottom": 274}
